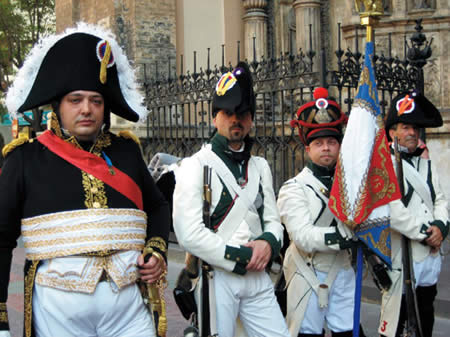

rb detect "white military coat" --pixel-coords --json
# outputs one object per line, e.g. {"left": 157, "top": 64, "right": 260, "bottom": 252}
{"left": 378, "top": 155, "right": 449, "bottom": 337}
{"left": 173, "top": 144, "right": 287, "bottom": 337}
{"left": 277, "top": 166, "right": 354, "bottom": 336}
{"left": 173, "top": 144, "right": 284, "bottom": 271}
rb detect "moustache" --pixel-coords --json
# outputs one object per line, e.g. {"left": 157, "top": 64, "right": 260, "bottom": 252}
{"left": 75, "top": 117, "right": 95, "bottom": 123}
{"left": 230, "top": 123, "right": 243, "bottom": 130}
{"left": 405, "top": 135, "right": 417, "bottom": 142}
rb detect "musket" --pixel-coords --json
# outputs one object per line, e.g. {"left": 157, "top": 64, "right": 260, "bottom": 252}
{"left": 180, "top": 166, "right": 216, "bottom": 337}
{"left": 394, "top": 136, "right": 423, "bottom": 337}
{"left": 199, "top": 165, "right": 217, "bottom": 337}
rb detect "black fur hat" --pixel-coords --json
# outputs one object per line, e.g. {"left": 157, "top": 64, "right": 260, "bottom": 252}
{"left": 212, "top": 61, "right": 255, "bottom": 119}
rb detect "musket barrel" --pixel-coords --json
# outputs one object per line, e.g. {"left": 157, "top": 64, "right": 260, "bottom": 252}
{"left": 200, "top": 166, "right": 213, "bottom": 337}
{"left": 394, "top": 137, "right": 423, "bottom": 337}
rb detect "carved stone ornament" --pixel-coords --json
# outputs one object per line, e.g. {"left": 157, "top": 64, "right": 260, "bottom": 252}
{"left": 243, "top": 0, "right": 268, "bottom": 10}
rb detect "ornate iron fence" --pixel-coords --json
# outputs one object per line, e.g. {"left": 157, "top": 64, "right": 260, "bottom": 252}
{"left": 140, "top": 20, "right": 430, "bottom": 193}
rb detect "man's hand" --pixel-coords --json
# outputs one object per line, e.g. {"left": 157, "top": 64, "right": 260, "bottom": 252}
{"left": 244, "top": 240, "right": 271, "bottom": 272}
{"left": 425, "top": 225, "right": 443, "bottom": 249}
{"left": 137, "top": 254, "right": 166, "bottom": 284}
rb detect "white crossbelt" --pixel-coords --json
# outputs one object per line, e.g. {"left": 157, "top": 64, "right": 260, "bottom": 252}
{"left": 402, "top": 159, "right": 433, "bottom": 211}
{"left": 196, "top": 145, "right": 261, "bottom": 243}
{"left": 197, "top": 145, "right": 260, "bottom": 212}
{"left": 289, "top": 243, "right": 346, "bottom": 308}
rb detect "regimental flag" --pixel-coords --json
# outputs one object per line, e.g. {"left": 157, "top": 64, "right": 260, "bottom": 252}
{"left": 328, "top": 41, "right": 401, "bottom": 267}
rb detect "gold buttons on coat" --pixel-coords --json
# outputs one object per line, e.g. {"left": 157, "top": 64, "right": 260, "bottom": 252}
{"left": 93, "top": 202, "right": 101, "bottom": 208}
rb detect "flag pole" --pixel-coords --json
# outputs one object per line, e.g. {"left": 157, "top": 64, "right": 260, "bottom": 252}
{"left": 352, "top": 2, "right": 384, "bottom": 337}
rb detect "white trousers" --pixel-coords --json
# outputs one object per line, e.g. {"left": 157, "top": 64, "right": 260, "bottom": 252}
{"left": 32, "top": 281, "right": 155, "bottom": 337}
{"left": 300, "top": 268, "right": 355, "bottom": 334}
{"left": 413, "top": 253, "right": 441, "bottom": 287}
{"left": 214, "top": 269, "right": 290, "bottom": 337}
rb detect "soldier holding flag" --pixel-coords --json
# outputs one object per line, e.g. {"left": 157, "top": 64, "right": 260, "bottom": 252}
{"left": 278, "top": 88, "right": 365, "bottom": 337}
{"left": 379, "top": 91, "right": 448, "bottom": 337}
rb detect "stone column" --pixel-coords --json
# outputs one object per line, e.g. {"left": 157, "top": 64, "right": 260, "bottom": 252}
{"left": 292, "top": 0, "right": 321, "bottom": 69}
{"left": 242, "top": 0, "right": 268, "bottom": 62}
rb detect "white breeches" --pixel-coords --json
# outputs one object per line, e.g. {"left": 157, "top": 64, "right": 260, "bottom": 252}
{"left": 32, "top": 281, "right": 155, "bottom": 337}
{"left": 300, "top": 268, "right": 355, "bottom": 334}
{"left": 214, "top": 269, "right": 290, "bottom": 337}
{"left": 413, "top": 254, "right": 441, "bottom": 287}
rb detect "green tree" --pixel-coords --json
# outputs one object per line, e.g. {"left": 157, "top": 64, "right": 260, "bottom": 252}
{"left": 0, "top": 0, "right": 55, "bottom": 117}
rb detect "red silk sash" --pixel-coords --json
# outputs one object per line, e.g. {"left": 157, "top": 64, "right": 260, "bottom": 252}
{"left": 37, "top": 130, "right": 143, "bottom": 210}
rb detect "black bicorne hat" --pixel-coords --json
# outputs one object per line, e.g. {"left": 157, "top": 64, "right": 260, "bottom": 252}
{"left": 385, "top": 90, "right": 443, "bottom": 140}
{"left": 6, "top": 23, "right": 147, "bottom": 122}
{"left": 212, "top": 61, "right": 256, "bottom": 119}
{"left": 291, "top": 87, "right": 347, "bottom": 145}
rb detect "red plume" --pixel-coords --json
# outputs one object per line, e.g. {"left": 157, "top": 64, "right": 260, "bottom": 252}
{"left": 313, "top": 87, "right": 328, "bottom": 100}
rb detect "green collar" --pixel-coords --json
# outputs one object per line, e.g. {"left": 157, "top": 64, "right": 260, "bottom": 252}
{"left": 306, "top": 161, "right": 335, "bottom": 190}
{"left": 210, "top": 133, "right": 253, "bottom": 180}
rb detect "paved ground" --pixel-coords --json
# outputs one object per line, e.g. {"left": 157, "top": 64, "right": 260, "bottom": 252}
{"left": 7, "top": 240, "right": 450, "bottom": 337}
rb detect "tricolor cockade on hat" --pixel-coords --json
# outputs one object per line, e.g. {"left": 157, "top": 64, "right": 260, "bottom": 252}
{"left": 6, "top": 22, "right": 147, "bottom": 122}
{"left": 212, "top": 61, "right": 256, "bottom": 119}
{"left": 385, "top": 90, "right": 443, "bottom": 140}
{"left": 290, "top": 87, "right": 347, "bottom": 145}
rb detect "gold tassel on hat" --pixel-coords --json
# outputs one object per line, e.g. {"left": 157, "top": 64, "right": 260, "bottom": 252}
{"left": 99, "top": 41, "right": 111, "bottom": 84}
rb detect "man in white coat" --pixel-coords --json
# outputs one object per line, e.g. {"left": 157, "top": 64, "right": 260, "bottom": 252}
{"left": 173, "top": 62, "right": 290, "bottom": 337}
{"left": 379, "top": 91, "right": 448, "bottom": 337}
{"left": 278, "top": 87, "right": 364, "bottom": 337}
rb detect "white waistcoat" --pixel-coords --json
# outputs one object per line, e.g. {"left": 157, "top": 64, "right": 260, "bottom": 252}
{"left": 22, "top": 208, "right": 147, "bottom": 293}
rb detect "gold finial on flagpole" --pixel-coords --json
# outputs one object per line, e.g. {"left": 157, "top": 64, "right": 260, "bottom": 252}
{"left": 355, "top": 0, "right": 384, "bottom": 42}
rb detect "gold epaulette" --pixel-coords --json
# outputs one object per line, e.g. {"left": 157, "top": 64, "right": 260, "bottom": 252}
{"left": 118, "top": 130, "right": 141, "bottom": 145}
{"left": 2, "top": 134, "right": 32, "bottom": 158}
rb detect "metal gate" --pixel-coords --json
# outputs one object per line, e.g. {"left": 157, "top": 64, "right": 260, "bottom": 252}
{"left": 140, "top": 20, "right": 430, "bottom": 193}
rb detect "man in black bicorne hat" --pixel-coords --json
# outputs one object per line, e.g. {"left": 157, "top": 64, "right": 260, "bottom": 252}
{"left": 0, "top": 23, "right": 170, "bottom": 337}
{"left": 378, "top": 91, "right": 449, "bottom": 337}
{"left": 173, "top": 62, "right": 290, "bottom": 337}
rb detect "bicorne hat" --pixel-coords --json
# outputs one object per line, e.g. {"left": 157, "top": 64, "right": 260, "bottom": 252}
{"left": 212, "top": 61, "right": 255, "bottom": 119}
{"left": 290, "top": 87, "right": 347, "bottom": 145}
{"left": 385, "top": 90, "right": 443, "bottom": 140}
{"left": 6, "top": 22, "right": 147, "bottom": 122}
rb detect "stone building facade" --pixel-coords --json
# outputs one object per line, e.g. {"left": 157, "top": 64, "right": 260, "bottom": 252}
{"left": 55, "top": 0, "right": 450, "bottom": 200}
